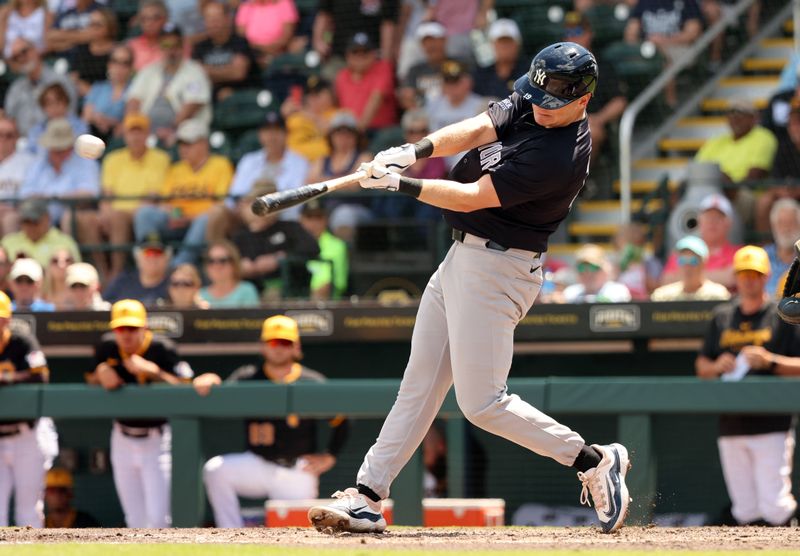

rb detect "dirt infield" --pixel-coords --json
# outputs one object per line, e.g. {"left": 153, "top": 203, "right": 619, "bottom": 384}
{"left": 1, "top": 526, "right": 799, "bottom": 551}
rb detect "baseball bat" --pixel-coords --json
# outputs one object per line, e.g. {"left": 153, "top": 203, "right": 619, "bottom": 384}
{"left": 251, "top": 170, "right": 368, "bottom": 216}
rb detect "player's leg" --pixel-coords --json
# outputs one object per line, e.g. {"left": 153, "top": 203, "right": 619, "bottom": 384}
{"left": 309, "top": 249, "right": 457, "bottom": 532}
{"left": 140, "top": 431, "right": 170, "bottom": 528}
{"left": 442, "top": 245, "right": 630, "bottom": 532}
{"left": 203, "top": 452, "right": 284, "bottom": 527}
{"left": 10, "top": 428, "right": 46, "bottom": 527}
{"left": 110, "top": 427, "right": 148, "bottom": 527}
{"left": 717, "top": 435, "right": 760, "bottom": 524}
{"left": 751, "top": 431, "right": 797, "bottom": 525}
{"left": 0, "top": 440, "right": 14, "bottom": 526}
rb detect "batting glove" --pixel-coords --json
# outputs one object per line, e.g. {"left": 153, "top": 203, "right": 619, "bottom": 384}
{"left": 374, "top": 144, "right": 416, "bottom": 174}
{"left": 359, "top": 163, "right": 400, "bottom": 191}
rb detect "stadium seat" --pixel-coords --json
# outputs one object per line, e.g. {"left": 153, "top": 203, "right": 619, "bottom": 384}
{"left": 584, "top": 4, "right": 627, "bottom": 51}
{"left": 602, "top": 41, "right": 665, "bottom": 100}
{"left": 232, "top": 128, "right": 262, "bottom": 161}
{"left": 368, "top": 126, "right": 404, "bottom": 155}
{"left": 263, "top": 51, "right": 321, "bottom": 103}
{"left": 212, "top": 88, "right": 277, "bottom": 132}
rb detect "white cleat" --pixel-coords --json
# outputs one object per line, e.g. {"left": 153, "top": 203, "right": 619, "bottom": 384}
{"left": 577, "top": 443, "right": 632, "bottom": 533}
{"left": 308, "top": 488, "right": 387, "bottom": 533}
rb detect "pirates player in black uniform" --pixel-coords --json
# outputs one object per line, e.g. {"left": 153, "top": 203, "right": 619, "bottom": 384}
{"left": 88, "top": 299, "right": 191, "bottom": 528}
{"left": 193, "top": 315, "right": 348, "bottom": 528}
{"left": 0, "top": 290, "right": 51, "bottom": 528}
{"left": 308, "top": 42, "right": 631, "bottom": 534}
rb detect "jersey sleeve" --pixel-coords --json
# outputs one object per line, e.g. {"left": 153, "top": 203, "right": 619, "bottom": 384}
{"left": 151, "top": 339, "right": 181, "bottom": 376}
{"left": 486, "top": 94, "right": 521, "bottom": 140}
{"left": 92, "top": 338, "right": 114, "bottom": 369}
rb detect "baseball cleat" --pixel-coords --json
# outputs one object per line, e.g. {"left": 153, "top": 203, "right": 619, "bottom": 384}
{"left": 307, "top": 488, "right": 387, "bottom": 533}
{"left": 577, "top": 443, "right": 632, "bottom": 533}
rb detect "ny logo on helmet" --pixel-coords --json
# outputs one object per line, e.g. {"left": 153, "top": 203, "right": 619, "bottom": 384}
{"left": 532, "top": 69, "right": 546, "bottom": 86}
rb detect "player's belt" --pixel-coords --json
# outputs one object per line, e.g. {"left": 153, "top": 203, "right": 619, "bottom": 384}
{"left": 262, "top": 456, "right": 297, "bottom": 468}
{"left": 0, "top": 421, "right": 33, "bottom": 437}
{"left": 116, "top": 423, "right": 163, "bottom": 438}
{"left": 451, "top": 228, "right": 541, "bottom": 259}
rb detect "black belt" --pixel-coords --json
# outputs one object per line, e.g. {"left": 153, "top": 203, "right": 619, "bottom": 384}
{"left": 117, "top": 424, "right": 163, "bottom": 438}
{"left": 262, "top": 456, "right": 297, "bottom": 468}
{"left": 451, "top": 228, "right": 541, "bottom": 258}
{"left": 0, "top": 420, "right": 35, "bottom": 438}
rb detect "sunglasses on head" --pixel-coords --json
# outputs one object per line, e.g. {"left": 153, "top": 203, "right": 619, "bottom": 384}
{"left": 576, "top": 261, "right": 601, "bottom": 273}
{"left": 267, "top": 338, "right": 294, "bottom": 348}
{"left": 113, "top": 325, "right": 141, "bottom": 333}
{"left": 170, "top": 279, "right": 195, "bottom": 288}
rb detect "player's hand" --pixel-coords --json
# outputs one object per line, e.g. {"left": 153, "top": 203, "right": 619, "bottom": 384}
{"left": 714, "top": 352, "right": 737, "bottom": 376}
{"left": 373, "top": 144, "right": 416, "bottom": 174}
{"left": 123, "top": 354, "right": 160, "bottom": 379}
{"left": 300, "top": 453, "right": 336, "bottom": 476}
{"left": 359, "top": 163, "right": 400, "bottom": 191}
{"left": 96, "top": 363, "right": 124, "bottom": 390}
{"left": 741, "top": 345, "right": 774, "bottom": 370}
{"left": 193, "top": 373, "right": 222, "bottom": 396}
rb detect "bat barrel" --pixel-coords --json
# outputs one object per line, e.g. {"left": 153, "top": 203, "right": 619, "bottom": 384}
{"left": 250, "top": 196, "right": 272, "bottom": 216}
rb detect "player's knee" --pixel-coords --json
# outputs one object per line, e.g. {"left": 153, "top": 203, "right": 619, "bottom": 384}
{"left": 202, "top": 455, "right": 226, "bottom": 484}
{"left": 456, "top": 395, "right": 499, "bottom": 427}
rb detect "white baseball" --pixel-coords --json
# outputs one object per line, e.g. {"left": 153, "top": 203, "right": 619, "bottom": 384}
{"left": 75, "top": 134, "right": 105, "bottom": 160}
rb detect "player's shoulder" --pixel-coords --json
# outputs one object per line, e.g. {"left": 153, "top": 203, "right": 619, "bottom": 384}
{"left": 711, "top": 299, "right": 737, "bottom": 320}
{"left": 227, "top": 363, "right": 260, "bottom": 382}
{"left": 8, "top": 328, "right": 39, "bottom": 349}
{"left": 297, "top": 365, "right": 327, "bottom": 383}
{"left": 149, "top": 333, "right": 178, "bottom": 353}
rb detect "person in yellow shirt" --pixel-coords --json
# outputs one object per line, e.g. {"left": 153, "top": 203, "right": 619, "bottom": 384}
{"left": 133, "top": 120, "right": 233, "bottom": 265}
{"left": 281, "top": 77, "right": 338, "bottom": 163}
{"left": 100, "top": 113, "right": 171, "bottom": 280}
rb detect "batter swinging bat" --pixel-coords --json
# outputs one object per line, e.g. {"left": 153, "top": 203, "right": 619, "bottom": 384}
{"left": 251, "top": 169, "right": 368, "bottom": 216}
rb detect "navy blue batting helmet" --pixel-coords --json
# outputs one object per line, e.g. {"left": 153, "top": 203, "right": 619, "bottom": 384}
{"left": 514, "top": 42, "right": 598, "bottom": 110}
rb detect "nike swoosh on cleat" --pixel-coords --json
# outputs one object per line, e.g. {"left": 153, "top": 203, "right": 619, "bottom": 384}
{"left": 347, "top": 509, "right": 383, "bottom": 522}
{"left": 602, "top": 448, "right": 623, "bottom": 521}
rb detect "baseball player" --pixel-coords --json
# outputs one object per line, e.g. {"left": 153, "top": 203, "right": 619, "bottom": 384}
{"left": 0, "top": 290, "right": 51, "bottom": 527}
{"left": 193, "top": 315, "right": 348, "bottom": 528}
{"left": 308, "top": 42, "right": 631, "bottom": 534}
{"left": 44, "top": 468, "right": 100, "bottom": 528}
{"left": 88, "top": 299, "right": 191, "bottom": 528}
{"left": 698, "top": 246, "right": 800, "bottom": 525}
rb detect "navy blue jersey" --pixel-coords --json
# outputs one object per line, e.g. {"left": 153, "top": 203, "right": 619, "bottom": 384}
{"left": 444, "top": 92, "right": 591, "bottom": 252}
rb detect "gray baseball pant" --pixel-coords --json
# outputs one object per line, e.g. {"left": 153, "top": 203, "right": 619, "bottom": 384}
{"left": 357, "top": 236, "right": 586, "bottom": 499}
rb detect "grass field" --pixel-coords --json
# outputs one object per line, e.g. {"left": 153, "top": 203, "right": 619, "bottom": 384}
{"left": 2, "top": 549, "right": 800, "bottom": 556}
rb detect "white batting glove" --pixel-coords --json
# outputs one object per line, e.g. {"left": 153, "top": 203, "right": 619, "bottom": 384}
{"left": 359, "top": 163, "right": 400, "bottom": 191}
{"left": 374, "top": 144, "right": 416, "bottom": 174}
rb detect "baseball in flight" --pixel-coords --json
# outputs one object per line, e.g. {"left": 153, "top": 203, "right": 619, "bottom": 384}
{"left": 75, "top": 134, "right": 106, "bottom": 159}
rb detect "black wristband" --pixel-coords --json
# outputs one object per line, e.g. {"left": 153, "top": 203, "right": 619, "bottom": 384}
{"left": 413, "top": 138, "right": 433, "bottom": 159}
{"left": 398, "top": 176, "right": 423, "bottom": 198}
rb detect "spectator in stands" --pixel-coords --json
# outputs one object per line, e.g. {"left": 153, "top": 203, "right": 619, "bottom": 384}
{"left": 4, "top": 38, "right": 78, "bottom": 135}
{"left": 281, "top": 76, "right": 338, "bottom": 163}
{"left": 164, "top": 263, "right": 208, "bottom": 308}
{"left": 651, "top": 236, "right": 730, "bottom": 301}
{"left": 27, "top": 82, "right": 89, "bottom": 156}
{"left": 563, "top": 244, "right": 632, "bottom": 303}
{"left": 100, "top": 113, "right": 171, "bottom": 280}
{"left": 472, "top": 18, "right": 527, "bottom": 101}
{"left": 8, "top": 257, "right": 54, "bottom": 311}
{"left": 128, "top": 0, "right": 169, "bottom": 71}
{"left": 299, "top": 200, "right": 348, "bottom": 300}
{"left": 42, "top": 247, "right": 73, "bottom": 308}
{"left": 757, "top": 99, "right": 800, "bottom": 235}
{"left": 763, "top": 199, "right": 800, "bottom": 297}
{"left": 235, "top": 0, "right": 297, "bottom": 68}
{"left": 208, "top": 111, "right": 309, "bottom": 240}
{"left": 696, "top": 100, "right": 777, "bottom": 230}
{"left": 135, "top": 120, "right": 234, "bottom": 265}
{"left": 194, "top": 314, "right": 348, "bottom": 528}
{"left": 82, "top": 44, "right": 133, "bottom": 142}
{"left": 395, "top": 0, "right": 433, "bottom": 79}
{"left": 613, "top": 219, "right": 662, "bottom": 300}
{"left": 233, "top": 181, "right": 319, "bottom": 300}
{"left": 425, "top": 59, "right": 486, "bottom": 169}
{"left": 44, "top": 468, "right": 100, "bottom": 528}
{"left": 398, "top": 21, "right": 449, "bottom": 111}
{"left": 335, "top": 32, "right": 397, "bottom": 132}
{"left": 0, "top": 0, "right": 50, "bottom": 59}
{"left": 61, "top": 261, "right": 109, "bottom": 310}
{"left": 565, "top": 11, "right": 628, "bottom": 167}
{"left": 127, "top": 23, "right": 212, "bottom": 147}
{"left": 103, "top": 233, "right": 171, "bottom": 306}
{"left": 199, "top": 240, "right": 259, "bottom": 307}
{"left": 696, "top": 245, "right": 800, "bottom": 527}
{"left": 0, "top": 247, "right": 11, "bottom": 294}
{"left": 763, "top": 71, "right": 799, "bottom": 143}
{"left": 0, "top": 117, "right": 35, "bottom": 235}
{"left": 46, "top": 0, "right": 100, "bottom": 54}
{"left": 313, "top": 0, "right": 398, "bottom": 62}
{"left": 661, "top": 193, "right": 740, "bottom": 291}
{"left": 1, "top": 199, "right": 80, "bottom": 269}
{"left": 624, "top": 0, "right": 702, "bottom": 107}
{"left": 67, "top": 8, "right": 117, "bottom": 97}
{"left": 193, "top": 2, "right": 255, "bottom": 101}
{"left": 424, "top": 0, "right": 492, "bottom": 62}
{"left": 370, "top": 108, "right": 445, "bottom": 221}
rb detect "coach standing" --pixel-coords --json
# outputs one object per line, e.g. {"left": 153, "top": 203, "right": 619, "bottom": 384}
{"left": 696, "top": 246, "right": 800, "bottom": 526}
{"left": 309, "top": 42, "right": 631, "bottom": 535}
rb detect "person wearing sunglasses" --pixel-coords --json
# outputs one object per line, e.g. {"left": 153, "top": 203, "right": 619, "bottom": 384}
{"left": 7, "top": 257, "right": 54, "bottom": 312}
{"left": 651, "top": 235, "right": 731, "bottom": 302}
{"left": 88, "top": 299, "right": 192, "bottom": 528}
{"left": 562, "top": 244, "right": 632, "bottom": 304}
{"left": 0, "top": 289, "right": 52, "bottom": 528}
{"left": 311, "top": 42, "right": 631, "bottom": 535}
{"left": 193, "top": 315, "right": 348, "bottom": 528}
{"left": 164, "top": 263, "right": 208, "bottom": 309}
{"left": 199, "top": 240, "right": 258, "bottom": 307}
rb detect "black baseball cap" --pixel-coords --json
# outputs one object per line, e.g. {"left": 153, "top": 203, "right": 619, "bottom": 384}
{"left": 301, "top": 198, "right": 327, "bottom": 216}
{"left": 260, "top": 111, "right": 286, "bottom": 130}
{"left": 305, "top": 75, "right": 331, "bottom": 94}
{"left": 347, "top": 32, "right": 374, "bottom": 52}
{"left": 160, "top": 22, "right": 182, "bottom": 38}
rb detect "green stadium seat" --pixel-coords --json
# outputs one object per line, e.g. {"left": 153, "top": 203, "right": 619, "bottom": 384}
{"left": 212, "top": 88, "right": 277, "bottom": 132}
{"left": 602, "top": 41, "right": 665, "bottom": 100}
{"left": 232, "top": 128, "right": 262, "bottom": 161}
{"left": 368, "top": 126, "right": 404, "bottom": 155}
{"left": 263, "top": 51, "right": 321, "bottom": 102}
{"left": 585, "top": 4, "right": 627, "bottom": 51}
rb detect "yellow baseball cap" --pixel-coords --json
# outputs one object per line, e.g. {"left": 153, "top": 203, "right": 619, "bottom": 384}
{"left": 110, "top": 299, "right": 147, "bottom": 329}
{"left": 46, "top": 468, "right": 73, "bottom": 489}
{"left": 261, "top": 315, "right": 299, "bottom": 343}
{"left": 0, "top": 291, "right": 11, "bottom": 319}
{"left": 733, "top": 245, "right": 771, "bottom": 275}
